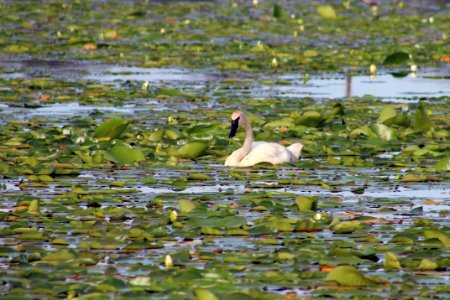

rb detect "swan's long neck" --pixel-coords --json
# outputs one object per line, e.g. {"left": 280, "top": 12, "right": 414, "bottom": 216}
{"left": 239, "top": 116, "right": 253, "bottom": 160}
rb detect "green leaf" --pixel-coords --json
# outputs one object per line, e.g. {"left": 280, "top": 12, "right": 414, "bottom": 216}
{"left": 317, "top": 5, "right": 337, "bottom": 19}
{"left": 414, "top": 102, "right": 433, "bottom": 132}
{"left": 188, "top": 216, "right": 247, "bottom": 228}
{"left": 377, "top": 106, "right": 397, "bottom": 124}
{"left": 416, "top": 258, "right": 438, "bottom": 270}
{"left": 383, "top": 51, "right": 410, "bottom": 65}
{"left": 294, "top": 111, "right": 324, "bottom": 127}
{"left": 263, "top": 118, "right": 295, "bottom": 129}
{"left": 194, "top": 288, "right": 219, "bottom": 300}
{"left": 188, "top": 173, "right": 212, "bottom": 181}
{"left": 105, "top": 142, "right": 145, "bottom": 164}
{"left": 384, "top": 252, "right": 401, "bottom": 270}
{"left": 424, "top": 230, "right": 450, "bottom": 247}
{"left": 371, "top": 124, "right": 397, "bottom": 141}
{"left": 295, "top": 195, "right": 318, "bottom": 211}
{"left": 435, "top": 156, "right": 450, "bottom": 171}
{"left": 273, "top": 4, "right": 284, "bottom": 19}
{"left": 42, "top": 250, "right": 75, "bottom": 262}
{"left": 332, "top": 221, "right": 361, "bottom": 234}
{"left": 27, "top": 199, "right": 40, "bottom": 215}
{"left": 94, "top": 118, "right": 128, "bottom": 139}
{"left": 224, "top": 293, "right": 255, "bottom": 300}
{"left": 179, "top": 199, "right": 196, "bottom": 213}
{"left": 155, "top": 87, "right": 182, "bottom": 97}
{"left": 324, "top": 266, "right": 377, "bottom": 286}
{"left": 400, "top": 174, "right": 427, "bottom": 182}
{"left": 175, "top": 141, "right": 208, "bottom": 159}
{"left": 295, "top": 219, "right": 322, "bottom": 232}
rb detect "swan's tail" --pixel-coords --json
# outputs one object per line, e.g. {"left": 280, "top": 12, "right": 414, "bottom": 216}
{"left": 287, "top": 143, "right": 303, "bottom": 161}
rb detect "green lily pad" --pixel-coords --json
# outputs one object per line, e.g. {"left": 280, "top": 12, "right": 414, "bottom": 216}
{"left": 416, "top": 258, "right": 438, "bottom": 270}
{"left": 94, "top": 118, "right": 128, "bottom": 139}
{"left": 273, "top": 4, "right": 284, "bottom": 19}
{"left": 155, "top": 87, "right": 182, "bottom": 97}
{"left": 424, "top": 230, "right": 450, "bottom": 247}
{"left": 295, "top": 195, "right": 318, "bottom": 211}
{"left": 414, "top": 102, "right": 433, "bottom": 132}
{"left": 324, "top": 266, "right": 378, "bottom": 286}
{"left": 383, "top": 51, "right": 410, "bottom": 65}
{"left": 195, "top": 288, "right": 219, "bottom": 300}
{"left": 179, "top": 199, "right": 196, "bottom": 213}
{"left": 384, "top": 252, "right": 401, "bottom": 270}
{"left": 105, "top": 141, "right": 145, "bottom": 164}
{"left": 317, "top": 5, "right": 337, "bottom": 19}
{"left": 175, "top": 141, "right": 209, "bottom": 159}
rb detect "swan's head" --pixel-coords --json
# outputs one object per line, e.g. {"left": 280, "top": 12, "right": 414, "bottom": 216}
{"left": 228, "top": 110, "right": 243, "bottom": 138}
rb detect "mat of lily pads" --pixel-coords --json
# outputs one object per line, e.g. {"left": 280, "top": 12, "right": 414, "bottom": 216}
{"left": 0, "top": 1, "right": 449, "bottom": 300}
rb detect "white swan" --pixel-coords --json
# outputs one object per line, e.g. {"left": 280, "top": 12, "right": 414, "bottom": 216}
{"left": 224, "top": 110, "right": 303, "bottom": 167}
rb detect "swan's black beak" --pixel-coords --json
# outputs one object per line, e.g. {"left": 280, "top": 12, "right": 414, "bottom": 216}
{"left": 228, "top": 117, "right": 240, "bottom": 138}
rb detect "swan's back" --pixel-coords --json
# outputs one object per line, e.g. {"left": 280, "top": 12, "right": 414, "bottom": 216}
{"left": 237, "top": 142, "right": 300, "bottom": 167}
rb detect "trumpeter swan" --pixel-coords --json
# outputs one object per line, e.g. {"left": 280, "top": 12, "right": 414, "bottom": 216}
{"left": 224, "top": 110, "right": 303, "bottom": 167}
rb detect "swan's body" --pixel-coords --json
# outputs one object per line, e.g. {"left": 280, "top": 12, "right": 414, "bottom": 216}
{"left": 224, "top": 111, "right": 303, "bottom": 167}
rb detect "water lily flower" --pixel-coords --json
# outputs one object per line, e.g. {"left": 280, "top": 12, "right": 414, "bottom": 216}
{"left": 314, "top": 213, "right": 322, "bottom": 221}
{"left": 271, "top": 58, "right": 278, "bottom": 67}
{"left": 169, "top": 210, "right": 178, "bottom": 222}
{"left": 165, "top": 254, "right": 173, "bottom": 268}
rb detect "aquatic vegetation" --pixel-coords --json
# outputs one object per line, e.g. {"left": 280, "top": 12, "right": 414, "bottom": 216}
{"left": 0, "top": 0, "right": 449, "bottom": 299}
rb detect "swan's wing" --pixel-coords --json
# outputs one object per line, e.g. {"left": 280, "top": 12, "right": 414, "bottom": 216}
{"left": 239, "top": 142, "right": 295, "bottom": 166}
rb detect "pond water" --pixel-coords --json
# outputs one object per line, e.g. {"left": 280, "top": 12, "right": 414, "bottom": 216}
{"left": 0, "top": 58, "right": 449, "bottom": 299}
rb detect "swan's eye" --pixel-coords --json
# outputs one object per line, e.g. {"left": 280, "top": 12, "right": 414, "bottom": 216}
{"left": 229, "top": 117, "right": 240, "bottom": 138}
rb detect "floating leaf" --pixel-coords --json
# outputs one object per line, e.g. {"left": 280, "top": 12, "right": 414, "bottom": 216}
{"left": 384, "top": 252, "right": 401, "bottom": 270}
{"left": 295, "top": 219, "right": 322, "bottom": 232}
{"left": 224, "top": 293, "right": 255, "bottom": 300}
{"left": 417, "top": 258, "right": 438, "bottom": 270}
{"left": 295, "top": 195, "right": 318, "bottom": 211}
{"left": 435, "top": 157, "right": 450, "bottom": 171}
{"left": 27, "top": 199, "right": 40, "bottom": 215}
{"left": 324, "top": 266, "right": 377, "bottom": 286}
{"left": 304, "top": 50, "right": 319, "bottom": 58}
{"left": 195, "top": 288, "right": 219, "bottom": 300}
{"left": 414, "top": 102, "right": 433, "bottom": 132}
{"left": 155, "top": 87, "right": 182, "bottom": 97}
{"left": 400, "top": 174, "right": 427, "bottom": 182}
{"left": 332, "top": 221, "right": 361, "bottom": 234}
{"left": 188, "top": 173, "right": 212, "bottom": 181}
{"left": 377, "top": 106, "right": 397, "bottom": 124}
{"left": 179, "top": 199, "right": 196, "bottom": 213}
{"left": 424, "top": 230, "right": 450, "bottom": 247}
{"left": 317, "top": 5, "right": 337, "bottom": 19}
{"left": 42, "top": 250, "right": 75, "bottom": 262}
{"left": 371, "top": 124, "right": 397, "bottom": 141}
{"left": 175, "top": 141, "right": 208, "bottom": 159}
{"left": 273, "top": 4, "right": 284, "bottom": 19}
{"left": 94, "top": 118, "right": 128, "bottom": 139}
{"left": 105, "top": 142, "right": 145, "bottom": 164}
{"left": 263, "top": 118, "right": 295, "bottom": 129}
{"left": 383, "top": 51, "right": 410, "bottom": 65}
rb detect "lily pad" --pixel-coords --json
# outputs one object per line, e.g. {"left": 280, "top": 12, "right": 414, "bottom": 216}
{"left": 105, "top": 142, "right": 145, "bottom": 164}
{"left": 324, "top": 266, "right": 378, "bottom": 286}
{"left": 383, "top": 51, "right": 410, "bottom": 65}
{"left": 317, "top": 5, "right": 337, "bottom": 19}
{"left": 175, "top": 141, "right": 209, "bottom": 159}
{"left": 94, "top": 118, "right": 128, "bottom": 139}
